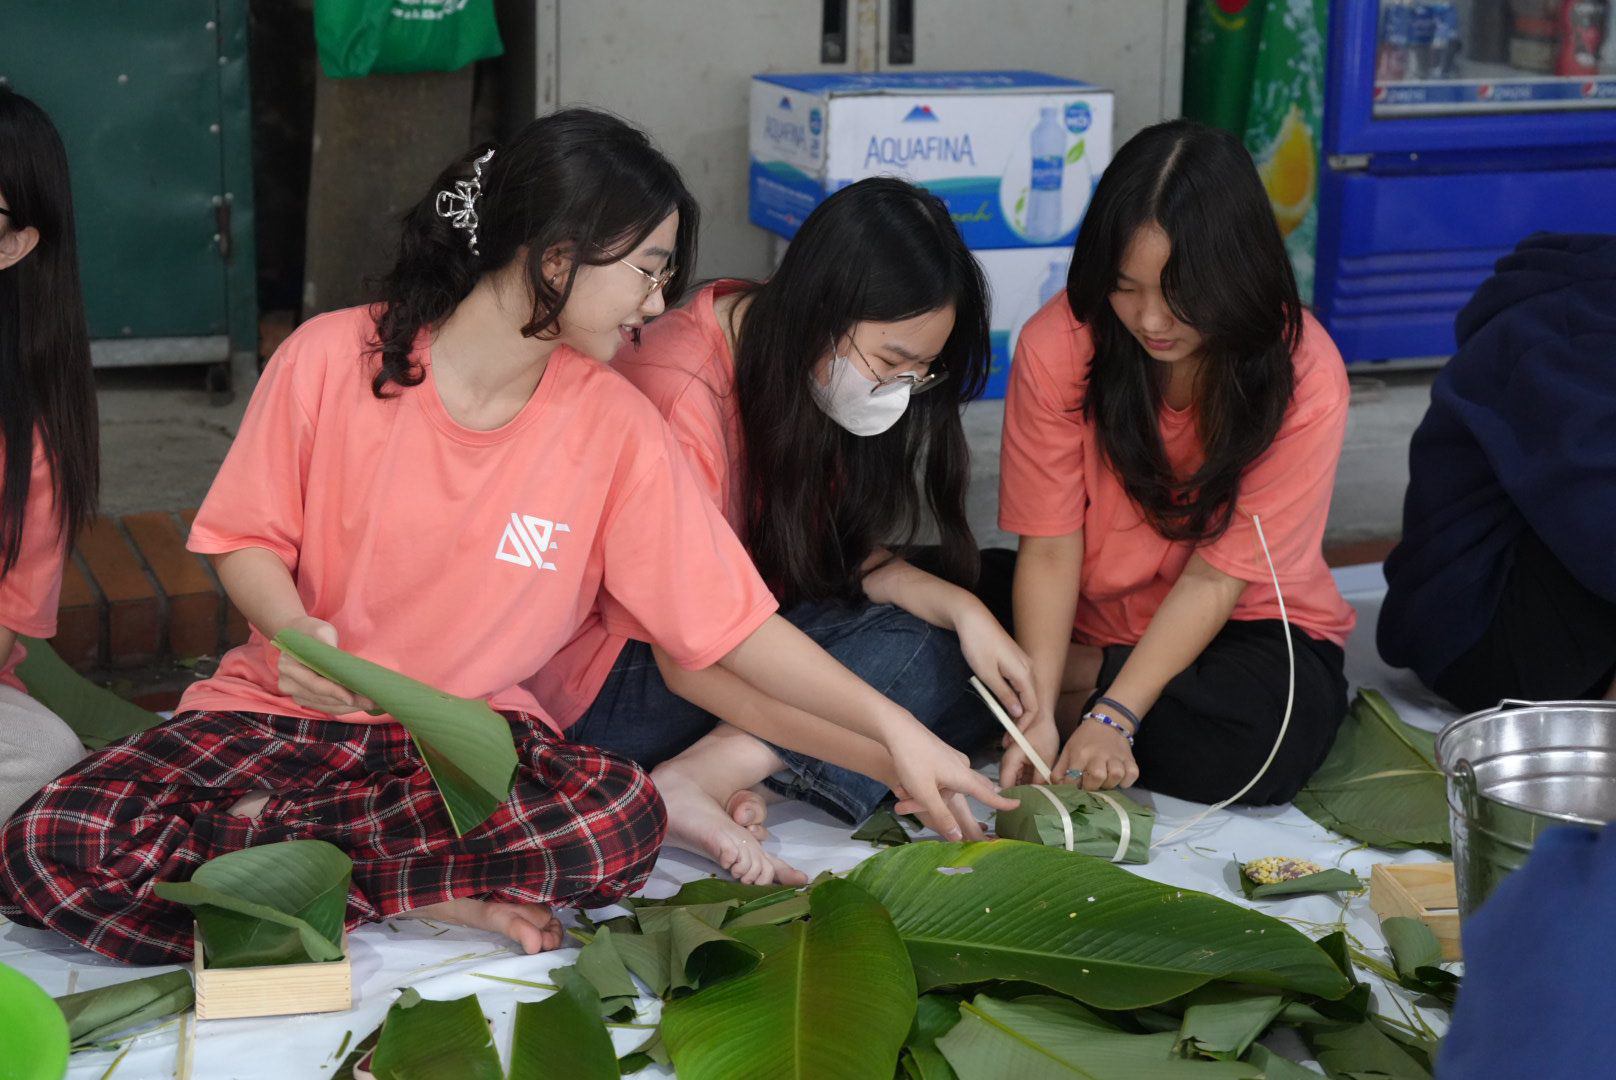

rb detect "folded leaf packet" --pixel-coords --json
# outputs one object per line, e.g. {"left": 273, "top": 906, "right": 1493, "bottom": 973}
{"left": 995, "top": 784, "right": 1154, "bottom": 864}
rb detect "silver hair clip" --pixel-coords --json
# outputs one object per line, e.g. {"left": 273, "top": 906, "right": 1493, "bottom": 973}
{"left": 435, "top": 148, "right": 495, "bottom": 255}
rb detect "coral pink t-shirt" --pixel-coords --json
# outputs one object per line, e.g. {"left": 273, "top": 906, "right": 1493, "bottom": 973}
{"left": 529, "top": 283, "right": 748, "bottom": 727}
{"left": 181, "top": 306, "right": 777, "bottom": 731}
{"left": 998, "top": 297, "right": 1356, "bottom": 649}
{"left": 0, "top": 436, "right": 69, "bottom": 692}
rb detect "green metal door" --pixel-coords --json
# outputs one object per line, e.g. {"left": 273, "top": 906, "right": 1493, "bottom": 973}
{"left": 0, "top": 1, "right": 256, "bottom": 376}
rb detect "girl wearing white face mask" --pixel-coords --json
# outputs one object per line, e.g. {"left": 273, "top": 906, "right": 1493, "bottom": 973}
{"left": 532, "top": 177, "right": 1034, "bottom": 886}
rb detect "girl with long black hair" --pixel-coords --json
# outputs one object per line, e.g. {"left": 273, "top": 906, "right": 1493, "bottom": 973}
{"left": 0, "top": 88, "right": 98, "bottom": 821}
{"left": 0, "top": 111, "right": 1007, "bottom": 964}
{"left": 534, "top": 177, "right": 1034, "bottom": 884}
{"left": 996, "top": 119, "right": 1355, "bottom": 805}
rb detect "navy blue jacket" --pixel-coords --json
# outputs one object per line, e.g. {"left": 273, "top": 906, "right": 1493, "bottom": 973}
{"left": 1378, "top": 233, "right": 1616, "bottom": 687}
{"left": 1440, "top": 824, "right": 1615, "bottom": 1078}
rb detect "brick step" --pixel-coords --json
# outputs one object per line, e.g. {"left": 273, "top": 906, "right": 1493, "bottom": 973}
{"left": 57, "top": 511, "right": 251, "bottom": 671}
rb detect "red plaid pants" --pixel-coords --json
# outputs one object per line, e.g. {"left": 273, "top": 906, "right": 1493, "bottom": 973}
{"left": 0, "top": 709, "right": 667, "bottom": 964}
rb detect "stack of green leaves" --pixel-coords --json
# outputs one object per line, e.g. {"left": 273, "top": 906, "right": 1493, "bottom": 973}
{"left": 153, "top": 839, "right": 352, "bottom": 967}
{"left": 334, "top": 839, "right": 1464, "bottom": 1079}
{"left": 1294, "top": 690, "right": 1450, "bottom": 853}
{"left": 275, "top": 629, "right": 519, "bottom": 836}
{"left": 995, "top": 784, "right": 1155, "bottom": 863}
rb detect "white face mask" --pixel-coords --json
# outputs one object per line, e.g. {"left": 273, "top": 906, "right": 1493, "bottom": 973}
{"left": 810, "top": 348, "right": 912, "bottom": 436}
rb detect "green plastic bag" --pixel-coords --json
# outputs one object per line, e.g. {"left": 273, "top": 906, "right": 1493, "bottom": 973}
{"left": 315, "top": 0, "right": 504, "bottom": 79}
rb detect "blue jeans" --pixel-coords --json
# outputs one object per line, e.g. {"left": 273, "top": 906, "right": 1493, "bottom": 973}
{"left": 568, "top": 600, "right": 994, "bottom": 823}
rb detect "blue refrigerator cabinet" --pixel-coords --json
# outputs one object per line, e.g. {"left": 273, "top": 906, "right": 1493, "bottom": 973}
{"left": 1317, "top": 0, "right": 1616, "bottom": 363}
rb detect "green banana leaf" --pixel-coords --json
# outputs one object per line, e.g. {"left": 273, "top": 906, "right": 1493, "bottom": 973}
{"left": 368, "top": 989, "right": 502, "bottom": 1080}
{"left": 334, "top": 1024, "right": 384, "bottom": 1080}
{"left": 152, "top": 839, "right": 350, "bottom": 968}
{"left": 16, "top": 637, "right": 163, "bottom": 749}
{"left": 1242, "top": 1046, "right": 1323, "bottom": 1079}
{"left": 725, "top": 892, "right": 812, "bottom": 930}
{"left": 1302, "top": 1019, "right": 1432, "bottom": 1080}
{"left": 1304, "top": 932, "right": 1372, "bottom": 1024}
{"left": 571, "top": 925, "right": 641, "bottom": 1018}
{"left": 619, "top": 1028, "right": 670, "bottom": 1075}
{"left": 846, "top": 841, "right": 1353, "bottom": 1010}
{"left": 1380, "top": 917, "right": 1460, "bottom": 1009}
{"left": 275, "top": 629, "right": 518, "bottom": 836}
{"left": 934, "top": 996, "right": 1260, "bottom": 1079}
{"left": 605, "top": 909, "right": 761, "bottom": 1000}
{"left": 1381, "top": 917, "right": 1441, "bottom": 978}
{"left": 507, "top": 967, "right": 620, "bottom": 1080}
{"left": 661, "top": 878, "right": 917, "bottom": 1079}
{"left": 853, "top": 808, "right": 920, "bottom": 847}
{"left": 996, "top": 785, "right": 1154, "bottom": 863}
{"left": 605, "top": 929, "right": 676, "bottom": 998}
{"left": 1370, "top": 1014, "right": 1441, "bottom": 1071}
{"left": 635, "top": 901, "right": 738, "bottom": 932}
{"left": 1174, "top": 987, "right": 1286, "bottom": 1059}
{"left": 1233, "top": 863, "right": 1365, "bottom": 901}
{"left": 634, "top": 904, "right": 761, "bottom": 994}
{"left": 904, "top": 994, "right": 964, "bottom": 1080}
{"left": 630, "top": 879, "right": 788, "bottom": 908}
{"left": 54, "top": 970, "right": 194, "bottom": 1051}
{"left": 1293, "top": 691, "right": 1450, "bottom": 853}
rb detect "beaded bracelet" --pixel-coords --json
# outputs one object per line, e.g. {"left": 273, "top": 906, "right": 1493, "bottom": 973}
{"left": 1094, "top": 696, "right": 1143, "bottom": 733}
{"left": 1082, "top": 711, "right": 1135, "bottom": 747}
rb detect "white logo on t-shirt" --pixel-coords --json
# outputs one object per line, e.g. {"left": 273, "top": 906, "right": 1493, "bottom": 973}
{"left": 495, "top": 512, "right": 571, "bottom": 571}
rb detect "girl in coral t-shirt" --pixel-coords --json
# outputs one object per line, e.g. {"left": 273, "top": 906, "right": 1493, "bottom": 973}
{"left": 534, "top": 178, "right": 1035, "bottom": 886}
{"left": 998, "top": 120, "right": 1356, "bottom": 806}
{"left": 0, "top": 89, "right": 97, "bottom": 821}
{"left": 0, "top": 111, "right": 1007, "bottom": 965}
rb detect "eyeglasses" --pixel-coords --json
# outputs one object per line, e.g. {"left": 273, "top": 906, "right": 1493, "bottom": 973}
{"left": 846, "top": 337, "right": 947, "bottom": 397}
{"left": 618, "top": 258, "right": 677, "bottom": 297}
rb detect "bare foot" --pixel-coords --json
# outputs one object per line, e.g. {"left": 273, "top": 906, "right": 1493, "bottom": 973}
{"left": 402, "top": 897, "right": 564, "bottom": 955}
{"left": 652, "top": 763, "right": 807, "bottom": 887}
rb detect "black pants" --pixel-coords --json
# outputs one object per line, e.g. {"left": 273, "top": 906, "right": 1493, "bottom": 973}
{"left": 1093, "top": 620, "right": 1348, "bottom": 806}
{"left": 922, "top": 546, "right": 1348, "bottom": 807}
{"left": 1433, "top": 528, "right": 1616, "bottom": 713}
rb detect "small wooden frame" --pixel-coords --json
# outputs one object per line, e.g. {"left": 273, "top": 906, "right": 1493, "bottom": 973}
{"left": 191, "top": 924, "right": 352, "bottom": 1020}
{"left": 1370, "top": 862, "right": 1461, "bottom": 961}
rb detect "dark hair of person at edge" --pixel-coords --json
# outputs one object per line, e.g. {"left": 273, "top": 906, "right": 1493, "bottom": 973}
{"left": 0, "top": 86, "right": 99, "bottom": 573}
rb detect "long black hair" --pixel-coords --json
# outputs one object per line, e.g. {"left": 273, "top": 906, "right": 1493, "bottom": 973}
{"left": 733, "top": 177, "right": 991, "bottom": 608}
{"left": 0, "top": 88, "right": 99, "bottom": 573}
{"left": 370, "top": 108, "right": 699, "bottom": 396}
{"left": 1067, "top": 119, "right": 1300, "bottom": 543}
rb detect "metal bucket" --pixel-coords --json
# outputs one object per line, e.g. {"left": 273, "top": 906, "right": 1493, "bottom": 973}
{"left": 1435, "top": 700, "right": 1616, "bottom": 918}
